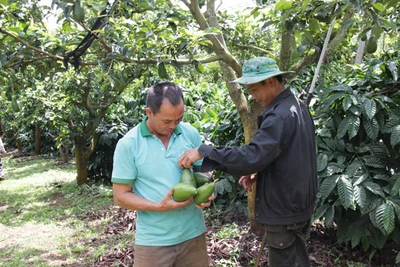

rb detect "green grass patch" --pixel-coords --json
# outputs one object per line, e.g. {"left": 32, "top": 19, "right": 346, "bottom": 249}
{"left": 0, "top": 155, "right": 129, "bottom": 267}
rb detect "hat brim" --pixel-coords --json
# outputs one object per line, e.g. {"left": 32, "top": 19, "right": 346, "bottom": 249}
{"left": 230, "top": 70, "right": 293, "bottom": 85}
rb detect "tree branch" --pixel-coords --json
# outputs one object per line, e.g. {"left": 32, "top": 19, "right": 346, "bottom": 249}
{"left": 234, "top": 44, "right": 274, "bottom": 56}
{"left": 0, "top": 28, "right": 64, "bottom": 62}
{"left": 182, "top": 0, "right": 242, "bottom": 75}
{"left": 80, "top": 22, "right": 112, "bottom": 53}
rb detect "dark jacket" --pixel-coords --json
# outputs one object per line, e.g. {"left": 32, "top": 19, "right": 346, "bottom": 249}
{"left": 199, "top": 89, "right": 318, "bottom": 225}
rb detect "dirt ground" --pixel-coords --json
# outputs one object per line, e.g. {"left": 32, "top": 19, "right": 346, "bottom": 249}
{"left": 93, "top": 208, "right": 399, "bottom": 267}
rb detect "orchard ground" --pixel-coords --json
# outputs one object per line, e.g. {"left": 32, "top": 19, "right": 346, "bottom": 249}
{"left": 0, "top": 153, "right": 397, "bottom": 266}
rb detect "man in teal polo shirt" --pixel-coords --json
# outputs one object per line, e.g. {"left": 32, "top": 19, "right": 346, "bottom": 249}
{"left": 112, "top": 82, "right": 212, "bottom": 267}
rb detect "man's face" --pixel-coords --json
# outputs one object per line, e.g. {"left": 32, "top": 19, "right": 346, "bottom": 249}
{"left": 246, "top": 78, "right": 276, "bottom": 107}
{"left": 146, "top": 98, "right": 184, "bottom": 138}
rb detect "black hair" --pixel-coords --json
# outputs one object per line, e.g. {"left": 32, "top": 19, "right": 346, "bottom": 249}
{"left": 260, "top": 74, "right": 283, "bottom": 85}
{"left": 146, "top": 82, "right": 184, "bottom": 114}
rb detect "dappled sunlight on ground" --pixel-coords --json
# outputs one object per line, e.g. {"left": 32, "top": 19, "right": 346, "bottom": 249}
{"left": 0, "top": 222, "right": 75, "bottom": 265}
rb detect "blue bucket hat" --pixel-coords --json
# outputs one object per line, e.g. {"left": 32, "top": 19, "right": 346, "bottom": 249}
{"left": 230, "top": 57, "right": 292, "bottom": 85}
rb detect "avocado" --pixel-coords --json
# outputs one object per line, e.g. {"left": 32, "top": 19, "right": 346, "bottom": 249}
{"left": 193, "top": 172, "right": 211, "bottom": 187}
{"left": 193, "top": 183, "right": 215, "bottom": 205}
{"left": 172, "top": 183, "right": 197, "bottom": 202}
{"left": 72, "top": 0, "right": 85, "bottom": 22}
{"left": 366, "top": 38, "right": 377, "bottom": 54}
{"left": 180, "top": 168, "right": 197, "bottom": 188}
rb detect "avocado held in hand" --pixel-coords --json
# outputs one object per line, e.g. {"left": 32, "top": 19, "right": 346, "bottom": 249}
{"left": 172, "top": 183, "right": 197, "bottom": 202}
{"left": 180, "top": 168, "right": 197, "bottom": 187}
{"left": 194, "top": 183, "right": 215, "bottom": 205}
{"left": 193, "top": 172, "right": 211, "bottom": 187}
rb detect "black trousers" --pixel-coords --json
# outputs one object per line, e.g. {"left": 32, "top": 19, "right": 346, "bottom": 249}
{"left": 264, "top": 220, "right": 311, "bottom": 267}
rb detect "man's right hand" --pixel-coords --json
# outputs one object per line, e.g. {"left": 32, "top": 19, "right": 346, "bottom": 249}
{"left": 239, "top": 173, "right": 257, "bottom": 191}
{"left": 157, "top": 188, "right": 193, "bottom": 212}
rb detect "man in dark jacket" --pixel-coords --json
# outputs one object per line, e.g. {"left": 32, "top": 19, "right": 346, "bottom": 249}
{"left": 178, "top": 57, "right": 318, "bottom": 267}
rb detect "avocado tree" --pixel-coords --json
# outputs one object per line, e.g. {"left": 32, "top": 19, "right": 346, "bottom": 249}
{"left": 1, "top": 0, "right": 399, "bottom": 228}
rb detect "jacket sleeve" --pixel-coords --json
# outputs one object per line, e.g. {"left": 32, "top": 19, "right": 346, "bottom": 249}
{"left": 199, "top": 113, "right": 285, "bottom": 176}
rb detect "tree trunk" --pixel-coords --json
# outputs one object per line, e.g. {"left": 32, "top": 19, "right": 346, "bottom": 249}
{"left": 35, "top": 123, "right": 41, "bottom": 155}
{"left": 220, "top": 61, "right": 264, "bottom": 234}
{"left": 354, "top": 39, "right": 366, "bottom": 64}
{"left": 59, "top": 142, "right": 69, "bottom": 164}
{"left": 74, "top": 136, "right": 89, "bottom": 185}
{"left": 16, "top": 138, "right": 23, "bottom": 154}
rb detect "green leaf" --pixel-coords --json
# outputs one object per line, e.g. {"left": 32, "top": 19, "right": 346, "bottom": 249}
{"left": 372, "top": 3, "right": 385, "bottom": 12}
{"left": 363, "top": 156, "right": 387, "bottom": 169}
{"left": 345, "top": 161, "right": 362, "bottom": 177}
{"left": 354, "top": 185, "right": 367, "bottom": 209}
{"left": 348, "top": 115, "right": 360, "bottom": 140}
{"left": 337, "top": 116, "right": 349, "bottom": 139}
{"left": 386, "top": 61, "right": 398, "bottom": 81}
{"left": 323, "top": 92, "right": 345, "bottom": 108}
{"left": 375, "top": 203, "right": 395, "bottom": 235}
{"left": 331, "top": 84, "right": 352, "bottom": 92}
{"left": 0, "top": 0, "right": 8, "bottom": 5}
{"left": 312, "top": 203, "right": 330, "bottom": 222}
{"left": 391, "top": 176, "right": 400, "bottom": 196}
{"left": 320, "top": 175, "right": 339, "bottom": 201}
{"left": 342, "top": 95, "right": 353, "bottom": 111}
{"left": 194, "top": 61, "right": 205, "bottom": 73}
{"left": 363, "top": 98, "right": 377, "bottom": 119}
{"left": 275, "top": 1, "right": 293, "bottom": 11}
{"left": 362, "top": 181, "right": 385, "bottom": 198}
{"left": 317, "top": 153, "right": 328, "bottom": 172}
{"left": 338, "top": 175, "right": 354, "bottom": 209}
{"left": 324, "top": 205, "right": 335, "bottom": 227}
{"left": 353, "top": 173, "right": 368, "bottom": 186}
{"left": 390, "top": 125, "right": 400, "bottom": 147}
{"left": 363, "top": 117, "right": 379, "bottom": 139}
{"left": 308, "top": 18, "right": 320, "bottom": 32}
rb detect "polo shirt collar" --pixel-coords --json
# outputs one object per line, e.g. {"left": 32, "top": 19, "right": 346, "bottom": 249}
{"left": 140, "top": 116, "right": 182, "bottom": 137}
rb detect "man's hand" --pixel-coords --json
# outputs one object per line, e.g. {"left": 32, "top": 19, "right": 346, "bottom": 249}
{"left": 239, "top": 173, "right": 257, "bottom": 191}
{"left": 157, "top": 189, "right": 193, "bottom": 212}
{"left": 195, "top": 193, "right": 216, "bottom": 209}
{"left": 178, "top": 148, "right": 202, "bottom": 169}
{"left": 113, "top": 184, "right": 192, "bottom": 212}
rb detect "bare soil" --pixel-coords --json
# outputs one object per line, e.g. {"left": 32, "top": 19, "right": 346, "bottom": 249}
{"left": 93, "top": 207, "right": 399, "bottom": 267}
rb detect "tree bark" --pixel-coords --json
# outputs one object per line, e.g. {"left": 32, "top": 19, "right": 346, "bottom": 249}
{"left": 74, "top": 136, "right": 90, "bottom": 185}
{"left": 354, "top": 39, "right": 366, "bottom": 64}
{"left": 16, "top": 138, "right": 23, "bottom": 154}
{"left": 59, "top": 142, "right": 70, "bottom": 164}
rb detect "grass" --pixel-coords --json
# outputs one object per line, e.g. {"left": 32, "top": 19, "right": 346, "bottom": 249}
{"left": 0, "top": 154, "right": 132, "bottom": 267}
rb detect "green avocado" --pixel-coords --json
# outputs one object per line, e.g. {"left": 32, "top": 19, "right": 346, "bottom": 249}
{"left": 72, "top": 0, "right": 85, "bottom": 22}
{"left": 172, "top": 183, "right": 197, "bottom": 202}
{"left": 180, "top": 168, "right": 197, "bottom": 188}
{"left": 193, "top": 183, "right": 215, "bottom": 205}
{"left": 193, "top": 172, "right": 211, "bottom": 187}
{"left": 366, "top": 38, "right": 377, "bottom": 54}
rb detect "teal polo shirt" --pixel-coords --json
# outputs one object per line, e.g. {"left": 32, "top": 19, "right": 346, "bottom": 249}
{"left": 112, "top": 118, "right": 206, "bottom": 246}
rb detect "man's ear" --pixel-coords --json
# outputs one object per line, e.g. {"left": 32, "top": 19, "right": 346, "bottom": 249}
{"left": 267, "top": 77, "right": 276, "bottom": 86}
{"left": 145, "top": 107, "right": 152, "bottom": 116}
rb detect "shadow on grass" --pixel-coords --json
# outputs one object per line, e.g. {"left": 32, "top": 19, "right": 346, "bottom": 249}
{"left": 3, "top": 157, "right": 72, "bottom": 181}
{"left": 0, "top": 244, "right": 70, "bottom": 267}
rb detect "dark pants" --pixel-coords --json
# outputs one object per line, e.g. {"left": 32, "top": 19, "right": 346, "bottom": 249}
{"left": 133, "top": 233, "right": 209, "bottom": 267}
{"left": 264, "top": 220, "right": 311, "bottom": 267}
